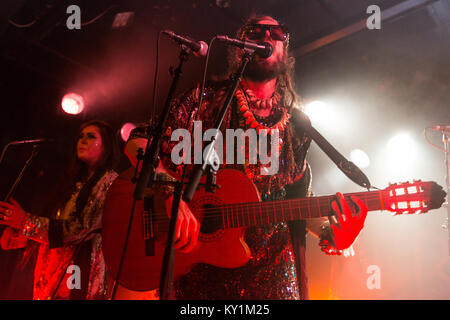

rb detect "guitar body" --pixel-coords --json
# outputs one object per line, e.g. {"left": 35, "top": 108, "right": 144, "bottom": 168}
{"left": 102, "top": 168, "right": 261, "bottom": 292}
{"left": 102, "top": 167, "right": 446, "bottom": 293}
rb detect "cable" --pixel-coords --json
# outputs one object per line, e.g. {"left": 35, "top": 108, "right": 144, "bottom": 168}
{"left": 109, "top": 30, "right": 165, "bottom": 300}
{"left": 81, "top": 4, "right": 119, "bottom": 26}
{"left": 151, "top": 31, "right": 163, "bottom": 127}
{"left": 194, "top": 36, "right": 218, "bottom": 121}
{"left": 8, "top": 19, "right": 37, "bottom": 28}
{"left": 423, "top": 127, "right": 447, "bottom": 153}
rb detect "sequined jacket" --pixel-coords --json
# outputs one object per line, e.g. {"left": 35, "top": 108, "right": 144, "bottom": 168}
{"left": 20, "top": 170, "right": 118, "bottom": 300}
{"left": 129, "top": 81, "right": 312, "bottom": 299}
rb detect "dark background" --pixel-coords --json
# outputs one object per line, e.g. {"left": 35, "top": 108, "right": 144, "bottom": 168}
{"left": 0, "top": 0, "right": 449, "bottom": 299}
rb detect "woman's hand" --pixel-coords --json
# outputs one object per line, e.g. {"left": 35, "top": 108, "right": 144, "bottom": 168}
{"left": 0, "top": 227, "right": 28, "bottom": 250}
{"left": 165, "top": 195, "right": 200, "bottom": 253}
{"left": 329, "top": 192, "right": 368, "bottom": 250}
{"left": 0, "top": 198, "right": 27, "bottom": 230}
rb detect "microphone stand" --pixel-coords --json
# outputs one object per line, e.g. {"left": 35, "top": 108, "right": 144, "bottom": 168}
{"left": 0, "top": 142, "right": 13, "bottom": 166}
{"left": 4, "top": 145, "right": 40, "bottom": 201}
{"left": 134, "top": 45, "right": 191, "bottom": 200}
{"left": 2, "top": 145, "right": 39, "bottom": 296}
{"left": 160, "top": 48, "right": 256, "bottom": 298}
{"left": 442, "top": 131, "right": 450, "bottom": 256}
{"left": 183, "top": 48, "right": 256, "bottom": 202}
{"left": 110, "top": 45, "right": 191, "bottom": 300}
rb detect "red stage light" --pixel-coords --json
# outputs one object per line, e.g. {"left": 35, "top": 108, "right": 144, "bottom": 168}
{"left": 120, "top": 122, "right": 137, "bottom": 142}
{"left": 61, "top": 93, "right": 85, "bottom": 115}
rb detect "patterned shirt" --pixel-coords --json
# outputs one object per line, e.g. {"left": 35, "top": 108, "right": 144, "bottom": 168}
{"left": 130, "top": 81, "right": 312, "bottom": 299}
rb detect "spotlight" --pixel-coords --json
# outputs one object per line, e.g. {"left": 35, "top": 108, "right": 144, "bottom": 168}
{"left": 386, "top": 133, "right": 417, "bottom": 176}
{"left": 120, "top": 122, "right": 137, "bottom": 142}
{"left": 303, "top": 100, "right": 338, "bottom": 130}
{"left": 61, "top": 93, "right": 85, "bottom": 115}
{"left": 350, "top": 149, "right": 370, "bottom": 168}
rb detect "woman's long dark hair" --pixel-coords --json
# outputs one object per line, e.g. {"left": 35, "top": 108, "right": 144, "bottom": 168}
{"left": 56, "top": 120, "right": 120, "bottom": 216}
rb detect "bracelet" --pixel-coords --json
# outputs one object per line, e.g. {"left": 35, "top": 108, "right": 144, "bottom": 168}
{"left": 156, "top": 173, "right": 177, "bottom": 199}
{"left": 22, "top": 213, "right": 41, "bottom": 237}
{"left": 318, "top": 222, "right": 343, "bottom": 256}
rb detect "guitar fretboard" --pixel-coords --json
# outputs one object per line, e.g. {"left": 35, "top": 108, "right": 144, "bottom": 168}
{"left": 219, "top": 191, "right": 384, "bottom": 229}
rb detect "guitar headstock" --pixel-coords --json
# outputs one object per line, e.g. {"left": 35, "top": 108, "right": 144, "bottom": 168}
{"left": 383, "top": 180, "right": 446, "bottom": 215}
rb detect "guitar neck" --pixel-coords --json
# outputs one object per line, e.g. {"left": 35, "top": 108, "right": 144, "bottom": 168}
{"left": 221, "top": 190, "right": 384, "bottom": 229}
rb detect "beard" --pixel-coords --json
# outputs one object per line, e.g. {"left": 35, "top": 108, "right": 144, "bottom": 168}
{"left": 243, "top": 53, "right": 287, "bottom": 82}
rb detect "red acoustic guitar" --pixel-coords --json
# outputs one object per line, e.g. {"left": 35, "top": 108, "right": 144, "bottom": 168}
{"left": 102, "top": 168, "right": 445, "bottom": 292}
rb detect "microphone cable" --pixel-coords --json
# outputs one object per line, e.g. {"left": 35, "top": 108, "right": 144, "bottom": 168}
{"left": 424, "top": 126, "right": 448, "bottom": 154}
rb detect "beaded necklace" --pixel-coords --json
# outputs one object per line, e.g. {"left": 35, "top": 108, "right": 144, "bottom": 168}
{"left": 240, "top": 79, "right": 282, "bottom": 110}
{"left": 234, "top": 81, "right": 291, "bottom": 196}
{"left": 235, "top": 86, "right": 290, "bottom": 133}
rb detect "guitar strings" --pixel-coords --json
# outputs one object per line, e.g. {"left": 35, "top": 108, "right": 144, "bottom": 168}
{"left": 143, "top": 191, "right": 432, "bottom": 223}
{"left": 137, "top": 190, "right": 432, "bottom": 226}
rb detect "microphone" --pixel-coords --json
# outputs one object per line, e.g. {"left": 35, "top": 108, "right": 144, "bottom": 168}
{"left": 9, "top": 138, "right": 55, "bottom": 145}
{"left": 162, "top": 30, "right": 208, "bottom": 57}
{"left": 0, "top": 139, "right": 57, "bottom": 166}
{"left": 216, "top": 36, "right": 273, "bottom": 59}
{"left": 430, "top": 125, "right": 450, "bottom": 132}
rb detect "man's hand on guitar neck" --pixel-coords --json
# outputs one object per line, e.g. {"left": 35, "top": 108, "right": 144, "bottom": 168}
{"left": 165, "top": 195, "right": 200, "bottom": 253}
{"left": 329, "top": 192, "right": 368, "bottom": 250}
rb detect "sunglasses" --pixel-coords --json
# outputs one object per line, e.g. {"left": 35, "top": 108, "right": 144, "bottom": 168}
{"left": 243, "top": 24, "right": 289, "bottom": 42}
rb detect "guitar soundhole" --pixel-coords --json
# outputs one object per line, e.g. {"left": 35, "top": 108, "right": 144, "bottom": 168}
{"left": 192, "top": 196, "right": 224, "bottom": 242}
{"left": 200, "top": 204, "right": 223, "bottom": 234}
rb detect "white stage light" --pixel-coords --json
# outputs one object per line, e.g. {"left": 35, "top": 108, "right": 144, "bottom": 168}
{"left": 61, "top": 93, "right": 85, "bottom": 115}
{"left": 386, "top": 133, "right": 417, "bottom": 178}
{"left": 304, "top": 100, "right": 333, "bottom": 126}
